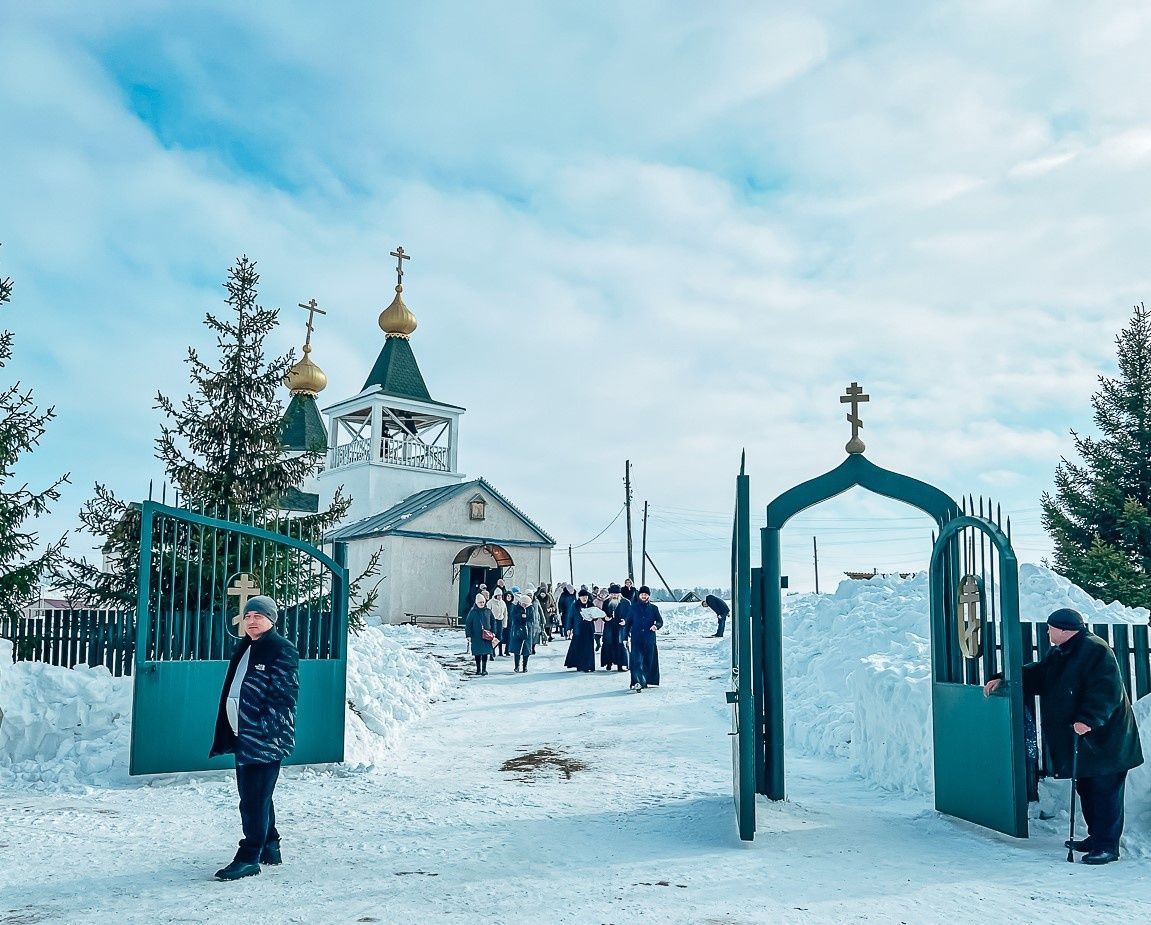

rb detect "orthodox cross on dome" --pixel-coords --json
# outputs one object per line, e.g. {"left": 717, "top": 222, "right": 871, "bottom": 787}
{"left": 390, "top": 245, "right": 411, "bottom": 289}
{"left": 227, "top": 573, "right": 262, "bottom": 625}
{"left": 297, "top": 298, "right": 327, "bottom": 349}
{"left": 840, "top": 381, "right": 870, "bottom": 454}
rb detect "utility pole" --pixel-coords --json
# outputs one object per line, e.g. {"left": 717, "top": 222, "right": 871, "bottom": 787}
{"left": 640, "top": 501, "right": 649, "bottom": 584}
{"left": 644, "top": 551, "right": 675, "bottom": 599}
{"left": 624, "top": 460, "right": 635, "bottom": 581}
{"left": 568, "top": 545, "right": 574, "bottom": 584}
{"left": 813, "top": 536, "right": 820, "bottom": 594}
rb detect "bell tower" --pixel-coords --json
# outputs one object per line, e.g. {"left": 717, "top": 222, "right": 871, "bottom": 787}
{"left": 316, "top": 246, "right": 465, "bottom": 523}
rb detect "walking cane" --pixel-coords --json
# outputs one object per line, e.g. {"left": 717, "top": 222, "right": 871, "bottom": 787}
{"left": 1066, "top": 732, "right": 1080, "bottom": 863}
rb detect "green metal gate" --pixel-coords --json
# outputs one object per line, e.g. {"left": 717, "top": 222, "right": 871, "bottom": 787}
{"left": 929, "top": 505, "right": 1029, "bottom": 837}
{"left": 130, "top": 501, "right": 349, "bottom": 775}
{"left": 728, "top": 456, "right": 756, "bottom": 841}
{"left": 734, "top": 452, "right": 1028, "bottom": 839}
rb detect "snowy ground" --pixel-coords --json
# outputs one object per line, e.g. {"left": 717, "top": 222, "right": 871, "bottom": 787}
{"left": 2, "top": 609, "right": 1149, "bottom": 924}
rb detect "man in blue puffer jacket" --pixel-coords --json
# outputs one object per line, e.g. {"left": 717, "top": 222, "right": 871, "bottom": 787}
{"left": 209, "top": 595, "right": 299, "bottom": 881}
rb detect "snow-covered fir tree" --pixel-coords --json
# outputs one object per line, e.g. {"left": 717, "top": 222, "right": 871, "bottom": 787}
{"left": 1042, "top": 302, "right": 1151, "bottom": 609}
{"left": 0, "top": 247, "right": 68, "bottom": 617}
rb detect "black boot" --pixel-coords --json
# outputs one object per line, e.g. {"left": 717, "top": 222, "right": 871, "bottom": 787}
{"left": 1082, "top": 848, "right": 1120, "bottom": 865}
{"left": 1064, "top": 838, "right": 1091, "bottom": 852}
{"left": 260, "top": 840, "right": 282, "bottom": 865}
{"left": 514, "top": 656, "right": 521, "bottom": 672}
{"left": 481, "top": 656, "right": 489, "bottom": 676}
{"left": 522, "top": 658, "right": 529, "bottom": 673}
{"left": 474, "top": 656, "right": 482, "bottom": 675}
{"left": 215, "top": 859, "right": 261, "bottom": 881}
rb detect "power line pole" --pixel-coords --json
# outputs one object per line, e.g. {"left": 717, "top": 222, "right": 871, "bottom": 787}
{"left": 624, "top": 460, "right": 635, "bottom": 580}
{"left": 568, "top": 544, "right": 574, "bottom": 584}
{"left": 640, "top": 500, "right": 649, "bottom": 584}
{"left": 813, "top": 535, "right": 820, "bottom": 594}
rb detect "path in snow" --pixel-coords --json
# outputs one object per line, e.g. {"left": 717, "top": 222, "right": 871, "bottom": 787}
{"left": 0, "top": 629, "right": 1148, "bottom": 924}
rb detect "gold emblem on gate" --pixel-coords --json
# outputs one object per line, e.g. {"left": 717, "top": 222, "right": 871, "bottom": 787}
{"left": 957, "top": 574, "right": 984, "bottom": 659}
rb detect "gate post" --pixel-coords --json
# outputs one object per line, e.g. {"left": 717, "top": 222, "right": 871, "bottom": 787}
{"left": 761, "top": 527, "right": 785, "bottom": 800}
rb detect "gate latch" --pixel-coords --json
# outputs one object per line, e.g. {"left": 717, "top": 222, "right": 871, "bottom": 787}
{"left": 726, "top": 690, "right": 738, "bottom": 704}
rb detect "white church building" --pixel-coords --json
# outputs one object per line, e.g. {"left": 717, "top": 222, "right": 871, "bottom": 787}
{"left": 280, "top": 250, "right": 554, "bottom": 624}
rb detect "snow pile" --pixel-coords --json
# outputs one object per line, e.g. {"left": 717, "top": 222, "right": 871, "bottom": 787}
{"left": 1018, "top": 564, "right": 1150, "bottom": 624}
{"left": 661, "top": 601, "right": 724, "bottom": 637}
{"left": 0, "top": 625, "right": 452, "bottom": 790}
{"left": 782, "top": 563, "right": 1150, "bottom": 851}
{"left": 0, "top": 639, "right": 133, "bottom": 790}
{"left": 343, "top": 624, "right": 453, "bottom": 769}
{"left": 782, "top": 572, "right": 931, "bottom": 761}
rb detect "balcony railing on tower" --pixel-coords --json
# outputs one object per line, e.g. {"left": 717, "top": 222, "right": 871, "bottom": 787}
{"left": 331, "top": 434, "right": 449, "bottom": 472}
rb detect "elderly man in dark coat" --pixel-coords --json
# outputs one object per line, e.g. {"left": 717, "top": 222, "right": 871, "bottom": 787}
{"left": 985, "top": 607, "right": 1143, "bottom": 865}
{"left": 600, "top": 583, "right": 630, "bottom": 672}
{"left": 625, "top": 585, "right": 664, "bottom": 691}
{"left": 209, "top": 595, "right": 300, "bottom": 881}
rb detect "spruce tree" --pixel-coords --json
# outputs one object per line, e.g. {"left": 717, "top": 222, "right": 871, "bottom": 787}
{"left": 0, "top": 247, "right": 69, "bottom": 617}
{"left": 1041, "top": 302, "right": 1151, "bottom": 609}
{"left": 57, "top": 255, "right": 382, "bottom": 625}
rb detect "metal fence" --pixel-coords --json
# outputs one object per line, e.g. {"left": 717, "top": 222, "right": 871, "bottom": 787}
{"left": 0, "top": 609, "right": 136, "bottom": 676}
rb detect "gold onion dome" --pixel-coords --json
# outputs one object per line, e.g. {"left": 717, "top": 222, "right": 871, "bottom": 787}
{"left": 378, "top": 285, "right": 418, "bottom": 338}
{"left": 284, "top": 344, "right": 328, "bottom": 395}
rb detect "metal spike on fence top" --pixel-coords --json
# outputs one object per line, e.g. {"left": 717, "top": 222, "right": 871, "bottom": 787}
{"left": 740, "top": 448, "right": 746, "bottom": 476}
{"left": 996, "top": 502, "right": 1002, "bottom": 528}
{"left": 978, "top": 495, "right": 984, "bottom": 519}
{"left": 161, "top": 482, "right": 167, "bottom": 505}
{"left": 148, "top": 479, "right": 153, "bottom": 501}
{"left": 1006, "top": 515, "right": 1012, "bottom": 542}
{"left": 961, "top": 496, "right": 967, "bottom": 515}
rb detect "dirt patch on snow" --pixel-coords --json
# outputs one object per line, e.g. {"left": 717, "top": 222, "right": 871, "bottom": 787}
{"left": 500, "top": 747, "right": 587, "bottom": 780}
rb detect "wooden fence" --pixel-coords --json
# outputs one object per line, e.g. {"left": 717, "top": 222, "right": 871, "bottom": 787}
{"left": 0, "top": 609, "right": 135, "bottom": 677}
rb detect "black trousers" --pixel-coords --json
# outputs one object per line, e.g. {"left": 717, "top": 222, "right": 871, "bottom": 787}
{"left": 715, "top": 615, "right": 727, "bottom": 637}
{"left": 235, "top": 760, "right": 282, "bottom": 862}
{"left": 1075, "top": 770, "right": 1127, "bottom": 852}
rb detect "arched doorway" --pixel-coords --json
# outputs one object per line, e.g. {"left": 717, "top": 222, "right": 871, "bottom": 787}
{"left": 731, "top": 451, "right": 1028, "bottom": 841}
{"left": 453, "top": 544, "right": 515, "bottom": 618}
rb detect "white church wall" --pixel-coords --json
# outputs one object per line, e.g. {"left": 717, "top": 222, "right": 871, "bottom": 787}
{"left": 318, "top": 462, "right": 463, "bottom": 526}
{"left": 338, "top": 534, "right": 553, "bottom": 624}
{"left": 412, "top": 490, "right": 545, "bottom": 546}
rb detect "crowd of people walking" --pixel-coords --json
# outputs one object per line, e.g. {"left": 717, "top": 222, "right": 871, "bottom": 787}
{"left": 462, "top": 578, "right": 665, "bottom": 691}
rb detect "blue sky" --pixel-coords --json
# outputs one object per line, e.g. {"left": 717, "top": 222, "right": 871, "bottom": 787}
{"left": 3, "top": 2, "right": 1150, "bottom": 592}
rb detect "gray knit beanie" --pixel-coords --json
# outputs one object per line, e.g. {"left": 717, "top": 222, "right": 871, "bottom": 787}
{"left": 244, "top": 595, "right": 279, "bottom": 624}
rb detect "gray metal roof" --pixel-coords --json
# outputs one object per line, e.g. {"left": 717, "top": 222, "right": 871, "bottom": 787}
{"left": 326, "top": 477, "right": 555, "bottom": 545}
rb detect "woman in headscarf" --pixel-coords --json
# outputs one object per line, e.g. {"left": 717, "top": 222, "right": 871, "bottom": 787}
{"left": 508, "top": 592, "right": 537, "bottom": 672}
{"left": 488, "top": 588, "right": 509, "bottom": 657}
{"left": 500, "top": 590, "right": 516, "bottom": 656}
{"left": 563, "top": 588, "right": 599, "bottom": 672}
{"left": 463, "top": 593, "right": 495, "bottom": 676}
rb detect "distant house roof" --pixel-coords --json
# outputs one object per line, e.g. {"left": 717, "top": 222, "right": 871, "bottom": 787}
{"left": 326, "top": 477, "right": 555, "bottom": 546}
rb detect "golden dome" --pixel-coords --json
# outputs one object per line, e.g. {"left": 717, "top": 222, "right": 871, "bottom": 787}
{"left": 284, "top": 344, "right": 328, "bottom": 395}
{"left": 378, "top": 285, "right": 418, "bottom": 338}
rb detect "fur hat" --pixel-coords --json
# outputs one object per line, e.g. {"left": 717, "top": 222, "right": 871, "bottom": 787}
{"left": 608, "top": 583, "right": 622, "bottom": 594}
{"left": 638, "top": 585, "right": 651, "bottom": 595}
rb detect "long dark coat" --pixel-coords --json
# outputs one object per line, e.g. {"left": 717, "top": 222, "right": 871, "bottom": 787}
{"left": 1023, "top": 630, "right": 1143, "bottom": 778}
{"left": 600, "top": 598, "right": 630, "bottom": 669}
{"left": 557, "top": 590, "right": 576, "bottom": 631}
{"left": 210, "top": 628, "right": 300, "bottom": 765}
{"left": 508, "top": 603, "right": 535, "bottom": 657}
{"left": 564, "top": 602, "right": 597, "bottom": 671}
{"left": 463, "top": 605, "right": 496, "bottom": 657}
{"left": 626, "top": 600, "right": 664, "bottom": 687}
